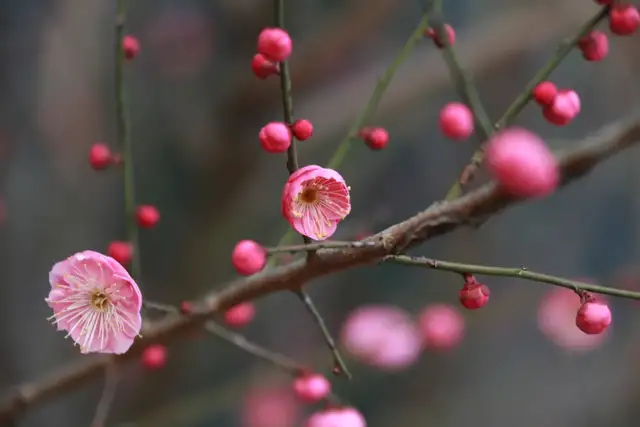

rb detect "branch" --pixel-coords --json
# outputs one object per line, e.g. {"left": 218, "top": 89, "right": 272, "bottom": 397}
{"left": 275, "top": 0, "right": 351, "bottom": 379}
{"left": 89, "top": 362, "right": 119, "bottom": 427}
{"left": 1, "top": 113, "right": 639, "bottom": 423}
{"left": 266, "top": 240, "right": 378, "bottom": 254}
{"left": 144, "top": 301, "right": 303, "bottom": 374}
{"left": 386, "top": 255, "right": 640, "bottom": 300}
{"left": 115, "top": 0, "right": 142, "bottom": 281}
{"left": 444, "top": 5, "right": 611, "bottom": 200}
{"left": 273, "top": 8, "right": 432, "bottom": 250}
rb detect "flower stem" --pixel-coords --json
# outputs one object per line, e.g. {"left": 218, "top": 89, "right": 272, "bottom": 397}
{"left": 387, "top": 255, "right": 640, "bottom": 299}
{"left": 115, "top": 0, "right": 142, "bottom": 281}
{"left": 275, "top": 0, "right": 351, "bottom": 379}
{"left": 272, "top": 9, "right": 432, "bottom": 251}
{"left": 431, "top": 0, "right": 493, "bottom": 139}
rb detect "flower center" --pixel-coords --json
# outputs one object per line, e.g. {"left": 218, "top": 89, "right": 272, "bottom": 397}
{"left": 90, "top": 291, "right": 110, "bottom": 312}
{"left": 299, "top": 187, "right": 318, "bottom": 204}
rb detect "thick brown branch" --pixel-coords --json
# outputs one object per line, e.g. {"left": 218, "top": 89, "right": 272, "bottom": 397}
{"left": 1, "top": 113, "right": 639, "bottom": 423}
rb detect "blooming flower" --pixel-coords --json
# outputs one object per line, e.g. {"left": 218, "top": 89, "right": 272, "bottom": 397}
{"left": 281, "top": 165, "right": 351, "bottom": 241}
{"left": 46, "top": 250, "right": 143, "bottom": 354}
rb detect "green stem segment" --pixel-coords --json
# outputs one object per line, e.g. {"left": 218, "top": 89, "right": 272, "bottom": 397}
{"left": 431, "top": 0, "right": 493, "bottom": 140}
{"left": 115, "top": 0, "right": 142, "bottom": 281}
{"left": 388, "top": 255, "right": 640, "bottom": 300}
{"left": 275, "top": 0, "right": 351, "bottom": 379}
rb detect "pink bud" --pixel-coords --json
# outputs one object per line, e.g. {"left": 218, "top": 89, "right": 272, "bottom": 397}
{"left": 439, "top": 102, "right": 474, "bottom": 140}
{"left": 578, "top": 30, "right": 609, "bottom": 61}
{"left": 532, "top": 81, "right": 557, "bottom": 106}
{"left": 232, "top": 240, "right": 266, "bottom": 275}
{"left": 360, "top": 127, "right": 389, "bottom": 150}
{"left": 251, "top": 53, "right": 279, "bottom": 79}
{"left": 141, "top": 344, "right": 167, "bottom": 370}
{"left": 424, "top": 24, "right": 456, "bottom": 48}
{"left": 293, "top": 373, "right": 331, "bottom": 402}
{"left": 576, "top": 301, "right": 612, "bottom": 335}
{"left": 543, "top": 89, "right": 580, "bottom": 126}
{"left": 485, "top": 127, "right": 559, "bottom": 198}
{"left": 224, "top": 302, "right": 256, "bottom": 328}
{"left": 259, "top": 122, "right": 292, "bottom": 153}
{"left": 609, "top": 4, "right": 639, "bottom": 36}
{"left": 257, "top": 28, "right": 293, "bottom": 62}
{"left": 459, "top": 279, "right": 490, "bottom": 309}
{"left": 291, "top": 119, "right": 314, "bottom": 141}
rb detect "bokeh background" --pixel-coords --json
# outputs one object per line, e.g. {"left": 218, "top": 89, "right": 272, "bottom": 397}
{"left": 1, "top": 0, "right": 640, "bottom": 426}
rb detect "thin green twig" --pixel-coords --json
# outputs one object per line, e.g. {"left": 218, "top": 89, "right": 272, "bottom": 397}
{"left": 444, "top": 6, "right": 610, "bottom": 200}
{"left": 387, "top": 255, "right": 640, "bottom": 300}
{"left": 115, "top": 0, "right": 142, "bottom": 281}
{"left": 431, "top": 0, "right": 493, "bottom": 139}
{"left": 293, "top": 289, "right": 351, "bottom": 378}
{"left": 272, "top": 10, "right": 432, "bottom": 252}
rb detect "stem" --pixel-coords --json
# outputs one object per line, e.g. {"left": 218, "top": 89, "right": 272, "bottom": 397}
{"left": 115, "top": 0, "right": 142, "bottom": 281}
{"left": 143, "top": 300, "right": 305, "bottom": 374}
{"left": 204, "top": 322, "right": 302, "bottom": 374}
{"left": 387, "top": 255, "right": 640, "bottom": 299}
{"left": 294, "top": 290, "right": 351, "bottom": 379}
{"left": 274, "top": 0, "right": 351, "bottom": 379}
{"left": 266, "top": 240, "right": 377, "bottom": 254}
{"left": 431, "top": 2, "right": 493, "bottom": 139}
{"left": 90, "top": 361, "right": 119, "bottom": 427}
{"left": 444, "top": 5, "right": 610, "bottom": 200}
{"left": 272, "top": 9, "right": 432, "bottom": 252}
{"left": 495, "top": 6, "right": 610, "bottom": 128}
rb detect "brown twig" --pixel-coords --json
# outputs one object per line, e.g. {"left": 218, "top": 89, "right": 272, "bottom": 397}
{"left": 90, "top": 362, "right": 119, "bottom": 427}
{"left": 0, "top": 113, "right": 638, "bottom": 423}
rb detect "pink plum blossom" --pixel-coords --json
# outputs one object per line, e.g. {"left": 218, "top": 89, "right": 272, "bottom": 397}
{"left": 281, "top": 165, "right": 351, "bottom": 241}
{"left": 242, "top": 385, "right": 300, "bottom": 427}
{"left": 538, "top": 287, "right": 608, "bottom": 351}
{"left": 46, "top": 250, "right": 143, "bottom": 354}
{"left": 418, "top": 304, "right": 465, "bottom": 350}
{"left": 340, "top": 305, "right": 421, "bottom": 371}
{"left": 305, "top": 407, "right": 366, "bottom": 427}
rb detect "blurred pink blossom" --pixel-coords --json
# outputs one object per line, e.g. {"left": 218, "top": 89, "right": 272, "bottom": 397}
{"left": 418, "top": 304, "right": 465, "bottom": 350}
{"left": 306, "top": 407, "right": 366, "bottom": 427}
{"left": 340, "top": 305, "right": 421, "bottom": 371}
{"left": 242, "top": 385, "right": 300, "bottom": 427}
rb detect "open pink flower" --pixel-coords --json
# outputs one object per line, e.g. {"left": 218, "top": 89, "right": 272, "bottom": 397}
{"left": 281, "top": 165, "right": 351, "bottom": 241}
{"left": 46, "top": 250, "right": 143, "bottom": 354}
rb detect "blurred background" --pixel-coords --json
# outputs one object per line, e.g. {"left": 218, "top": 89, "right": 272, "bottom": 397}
{"left": 1, "top": 0, "right": 639, "bottom": 426}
